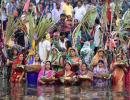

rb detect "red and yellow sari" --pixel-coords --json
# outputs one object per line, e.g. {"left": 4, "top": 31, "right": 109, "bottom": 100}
{"left": 11, "top": 55, "right": 27, "bottom": 83}
{"left": 111, "top": 62, "right": 125, "bottom": 92}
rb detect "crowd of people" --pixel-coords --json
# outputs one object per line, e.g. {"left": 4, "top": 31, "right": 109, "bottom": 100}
{"left": 0, "top": 0, "right": 130, "bottom": 92}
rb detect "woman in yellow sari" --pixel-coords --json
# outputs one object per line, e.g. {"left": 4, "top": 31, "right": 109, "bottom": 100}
{"left": 91, "top": 48, "right": 108, "bottom": 68}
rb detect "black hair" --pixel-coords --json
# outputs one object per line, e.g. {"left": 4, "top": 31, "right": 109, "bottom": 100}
{"left": 60, "top": 32, "right": 66, "bottom": 36}
{"left": 44, "top": 61, "right": 52, "bottom": 70}
{"left": 42, "top": 35, "right": 46, "bottom": 39}
{"left": 95, "top": 18, "right": 100, "bottom": 25}
{"left": 98, "top": 60, "right": 104, "bottom": 64}
{"left": 81, "top": 63, "right": 88, "bottom": 68}
{"left": 60, "top": 13, "right": 66, "bottom": 17}
{"left": 35, "top": 54, "right": 41, "bottom": 62}
{"left": 77, "top": 0, "right": 83, "bottom": 4}
{"left": 64, "top": 61, "right": 73, "bottom": 70}
{"left": 65, "top": 40, "right": 72, "bottom": 49}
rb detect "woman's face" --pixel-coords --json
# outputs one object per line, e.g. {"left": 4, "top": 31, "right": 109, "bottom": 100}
{"left": 45, "top": 62, "right": 51, "bottom": 70}
{"left": 13, "top": 49, "right": 18, "bottom": 55}
{"left": 19, "top": 54, "right": 24, "bottom": 61}
{"left": 81, "top": 64, "right": 87, "bottom": 71}
{"left": 35, "top": 54, "right": 40, "bottom": 61}
{"left": 74, "top": 19, "right": 79, "bottom": 26}
{"left": 65, "top": 63, "right": 71, "bottom": 71}
{"left": 98, "top": 51, "right": 104, "bottom": 57}
{"left": 52, "top": 48, "right": 57, "bottom": 55}
{"left": 98, "top": 62, "right": 104, "bottom": 68}
{"left": 70, "top": 49, "right": 76, "bottom": 57}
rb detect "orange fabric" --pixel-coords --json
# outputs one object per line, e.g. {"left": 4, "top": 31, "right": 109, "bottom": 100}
{"left": 112, "top": 67, "right": 125, "bottom": 92}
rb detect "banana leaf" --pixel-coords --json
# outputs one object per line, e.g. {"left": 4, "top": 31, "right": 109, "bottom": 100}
{"left": 6, "top": 15, "right": 27, "bottom": 43}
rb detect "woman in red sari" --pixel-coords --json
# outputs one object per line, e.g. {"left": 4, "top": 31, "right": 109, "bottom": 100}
{"left": 110, "top": 55, "right": 127, "bottom": 92}
{"left": 11, "top": 53, "right": 27, "bottom": 83}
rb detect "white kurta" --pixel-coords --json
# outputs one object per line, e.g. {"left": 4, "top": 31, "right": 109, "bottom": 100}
{"left": 38, "top": 40, "right": 51, "bottom": 62}
{"left": 94, "top": 25, "right": 101, "bottom": 47}
{"left": 74, "top": 6, "right": 86, "bottom": 22}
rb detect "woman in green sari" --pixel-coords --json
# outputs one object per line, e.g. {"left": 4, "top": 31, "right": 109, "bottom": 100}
{"left": 48, "top": 47, "right": 64, "bottom": 72}
{"left": 66, "top": 48, "right": 82, "bottom": 73}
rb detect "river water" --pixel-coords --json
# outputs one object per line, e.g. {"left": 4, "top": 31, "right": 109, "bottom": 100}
{"left": 0, "top": 76, "right": 130, "bottom": 100}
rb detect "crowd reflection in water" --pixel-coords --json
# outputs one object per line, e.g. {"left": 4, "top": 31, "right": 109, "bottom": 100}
{"left": 0, "top": 83, "right": 127, "bottom": 100}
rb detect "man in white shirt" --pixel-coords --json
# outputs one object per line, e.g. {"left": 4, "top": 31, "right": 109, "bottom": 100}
{"left": 51, "top": 2, "right": 63, "bottom": 23}
{"left": 74, "top": 0, "right": 86, "bottom": 22}
{"left": 94, "top": 18, "right": 102, "bottom": 54}
{"left": 38, "top": 35, "right": 51, "bottom": 63}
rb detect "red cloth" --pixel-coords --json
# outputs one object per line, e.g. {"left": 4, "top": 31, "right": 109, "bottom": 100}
{"left": 11, "top": 54, "right": 27, "bottom": 82}
{"left": 106, "top": 0, "right": 112, "bottom": 24}
{"left": 55, "top": 71, "right": 75, "bottom": 78}
{"left": 125, "top": 69, "right": 130, "bottom": 85}
{"left": 90, "top": 26, "right": 95, "bottom": 37}
{"left": 23, "top": 0, "right": 30, "bottom": 12}
{"left": 107, "top": 7, "right": 112, "bottom": 24}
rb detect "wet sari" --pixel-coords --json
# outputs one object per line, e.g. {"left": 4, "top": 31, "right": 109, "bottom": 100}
{"left": 55, "top": 70, "right": 75, "bottom": 85}
{"left": 27, "top": 56, "right": 41, "bottom": 87}
{"left": 38, "top": 67, "right": 55, "bottom": 84}
{"left": 78, "top": 70, "right": 93, "bottom": 86}
{"left": 93, "top": 65, "right": 109, "bottom": 88}
{"left": 11, "top": 57, "right": 27, "bottom": 83}
{"left": 112, "top": 63, "right": 125, "bottom": 92}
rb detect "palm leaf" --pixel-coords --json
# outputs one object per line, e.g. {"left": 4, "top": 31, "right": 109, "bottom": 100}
{"left": 28, "top": 14, "right": 35, "bottom": 42}
{"left": 36, "top": 18, "right": 54, "bottom": 45}
{"left": 6, "top": 16, "right": 18, "bottom": 42}
{"left": 72, "top": 7, "right": 97, "bottom": 47}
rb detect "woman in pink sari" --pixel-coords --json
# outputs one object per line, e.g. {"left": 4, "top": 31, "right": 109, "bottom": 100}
{"left": 38, "top": 61, "right": 55, "bottom": 85}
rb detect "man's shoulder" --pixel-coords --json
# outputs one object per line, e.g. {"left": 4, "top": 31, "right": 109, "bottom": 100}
{"left": 43, "top": 40, "right": 51, "bottom": 44}
{"left": 74, "top": 7, "right": 78, "bottom": 10}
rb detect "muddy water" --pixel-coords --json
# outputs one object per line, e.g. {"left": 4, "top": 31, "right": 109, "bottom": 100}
{"left": 0, "top": 78, "right": 130, "bottom": 100}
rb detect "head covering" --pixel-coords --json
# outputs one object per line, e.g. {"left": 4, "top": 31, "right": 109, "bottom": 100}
{"left": 69, "top": 47, "right": 79, "bottom": 57}
{"left": 80, "top": 41, "right": 91, "bottom": 53}
{"left": 97, "top": 48, "right": 105, "bottom": 53}
{"left": 98, "top": 60, "right": 104, "bottom": 64}
{"left": 65, "top": 61, "right": 73, "bottom": 70}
